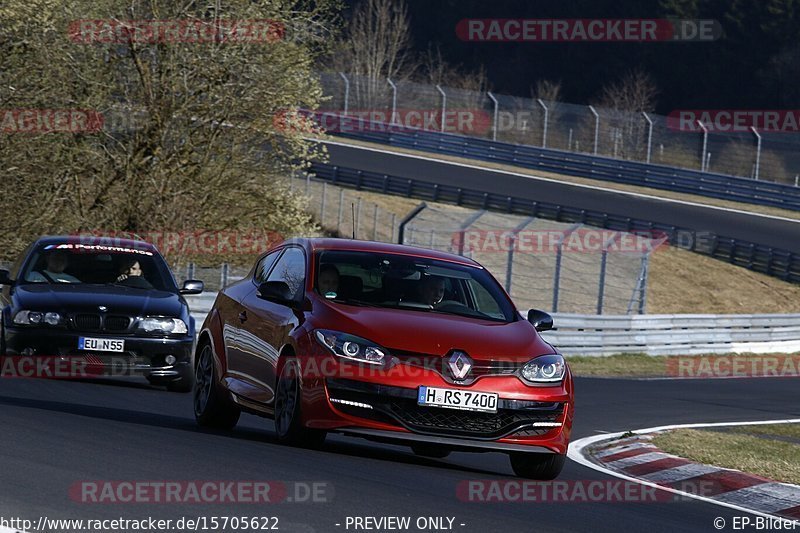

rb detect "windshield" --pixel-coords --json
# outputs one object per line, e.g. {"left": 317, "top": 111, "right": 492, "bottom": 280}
{"left": 315, "top": 250, "right": 517, "bottom": 322}
{"left": 19, "top": 243, "right": 178, "bottom": 292}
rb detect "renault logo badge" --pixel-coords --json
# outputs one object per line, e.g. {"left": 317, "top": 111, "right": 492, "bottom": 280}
{"left": 448, "top": 351, "right": 472, "bottom": 380}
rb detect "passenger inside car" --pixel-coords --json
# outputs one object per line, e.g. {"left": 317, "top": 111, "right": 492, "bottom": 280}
{"left": 317, "top": 263, "right": 340, "bottom": 297}
{"left": 26, "top": 250, "right": 81, "bottom": 283}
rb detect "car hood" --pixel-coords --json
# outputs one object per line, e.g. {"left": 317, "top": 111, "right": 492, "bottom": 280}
{"left": 313, "top": 299, "right": 555, "bottom": 362}
{"left": 13, "top": 284, "right": 185, "bottom": 317}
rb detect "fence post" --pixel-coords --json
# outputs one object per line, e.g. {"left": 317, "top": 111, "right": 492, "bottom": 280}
{"left": 390, "top": 213, "right": 397, "bottom": 242}
{"left": 387, "top": 78, "right": 398, "bottom": 125}
{"left": 639, "top": 254, "right": 649, "bottom": 314}
{"left": 355, "top": 197, "right": 362, "bottom": 239}
{"left": 537, "top": 99, "right": 548, "bottom": 148}
{"left": 457, "top": 210, "right": 486, "bottom": 256}
{"left": 596, "top": 233, "right": 621, "bottom": 315}
{"left": 642, "top": 112, "right": 653, "bottom": 164}
{"left": 372, "top": 204, "right": 379, "bottom": 240}
{"left": 397, "top": 203, "right": 427, "bottom": 244}
{"left": 588, "top": 105, "right": 599, "bottom": 155}
{"left": 337, "top": 189, "right": 345, "bottom": 234}
{"left": 505, "top": 216, "right": 535, "bottom": 294}
{"left": 220, "top": 262, "right": 229, "bottom": 290}
{"left": 187, "top": 262, "right": 195, "bottom": 281}
{"left": 751, "top": 126, "right": 761, "bottom": 180}
{"left": 552, "top": 224, "right": 581, "bottom": 312}
{"left": 697, "top": 120, "right": 708, "bottom": 172}
{"left": 338, "top": 72, "right": 349, "bottom": 115}
{"left": 436, "top": 85, "right": 447, "bottom": 132}
{"left": 320, "top": 182, "right": 327, "bottom": 223}
{"left": 488, "top": 91, "right": 499, "bottom": 141}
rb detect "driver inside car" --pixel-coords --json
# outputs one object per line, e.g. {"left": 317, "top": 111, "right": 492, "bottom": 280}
{"left": 417, "top": 275, "right": 446, "bottom": 306}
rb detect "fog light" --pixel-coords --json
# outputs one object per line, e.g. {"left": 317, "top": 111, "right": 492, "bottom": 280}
{"left": 165, "top": 355, "right": 176, "bottom": 365}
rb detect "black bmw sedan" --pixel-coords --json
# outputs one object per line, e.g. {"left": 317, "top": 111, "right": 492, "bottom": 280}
{"left": 0, "top": 236, "right": 203, "bottom": 392}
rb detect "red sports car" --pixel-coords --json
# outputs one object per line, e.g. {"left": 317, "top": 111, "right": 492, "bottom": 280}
{"left": 193, "top": 238, "right": 574, "bottom": 479}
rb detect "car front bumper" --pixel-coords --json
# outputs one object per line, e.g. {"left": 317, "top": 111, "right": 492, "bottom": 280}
{"left": 3, "top": 326, "right": 193, "bottom": 383}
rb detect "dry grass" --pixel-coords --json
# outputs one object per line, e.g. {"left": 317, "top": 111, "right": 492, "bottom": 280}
{"left": 652, "top": 428, "right": 800, "bottom": 485}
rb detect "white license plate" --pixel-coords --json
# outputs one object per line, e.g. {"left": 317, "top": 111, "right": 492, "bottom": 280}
{"left": 78, "top": 337, "right": 125, "bottom": 353}
{"left": 417, "top": 386, "right": 498, "bottom": 413}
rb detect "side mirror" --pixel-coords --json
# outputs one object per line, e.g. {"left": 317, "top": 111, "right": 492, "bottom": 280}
{"left": 0, "top": 269, "right": 13, "bottom": 286}
{"left": 527, "top": 309, "right": 554, "bottom": 332}
{"left": 179, "top": 279, "right": 204, "bottom": 295}
{"left": 257, "top": 281, "right": 294, "bottom": 305}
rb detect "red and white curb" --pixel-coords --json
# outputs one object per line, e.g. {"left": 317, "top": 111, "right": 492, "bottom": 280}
{"left": 568, "top": 419, "right": 800, "bottom": 522}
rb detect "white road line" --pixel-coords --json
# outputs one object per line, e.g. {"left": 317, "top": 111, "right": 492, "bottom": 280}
{"left": 568, "top": 418, "right": 800, "bottom": 522}
{"left": 317, "top": 138, "right": 800, "bottom": 225}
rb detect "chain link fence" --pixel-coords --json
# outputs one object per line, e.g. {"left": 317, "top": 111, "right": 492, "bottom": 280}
{"left": 318, "top": 72, "right": 800, "bottom": 184}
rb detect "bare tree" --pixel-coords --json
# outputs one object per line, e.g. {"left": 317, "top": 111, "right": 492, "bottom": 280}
{"left": 594, "top": 70, "right": 659, "bottom": 160}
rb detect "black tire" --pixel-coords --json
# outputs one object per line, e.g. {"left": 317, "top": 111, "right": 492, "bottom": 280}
{"left": 509, "top": 453, "right": 566, "bottom": 479}
{"left": 193, "top": 343, "right": 240, "bottom": 429}
{"left": 274, "top": 357, "right": 326, "bottom": 448}
{"left": 410, "top": 443, "right": 451, "bottom": 459}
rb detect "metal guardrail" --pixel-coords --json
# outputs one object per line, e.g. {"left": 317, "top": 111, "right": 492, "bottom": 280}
{"left": 308, "top": 162, "right": 800, "bottom": 283}
{"left": 541, "top": 313, "right": 800, "bottom": 356}
{"left": 186, "top": 294, "right": 800, "bottom": 357}
{"left": 309, "top": 111, "right": 800, "bottom": 213}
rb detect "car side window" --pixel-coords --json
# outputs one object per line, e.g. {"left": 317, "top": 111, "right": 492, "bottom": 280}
{"left": 254, "top": 250, "right": 281, "bottom": 283}
{"left": 266, "top": 247, "right": 306, "bottom": 299}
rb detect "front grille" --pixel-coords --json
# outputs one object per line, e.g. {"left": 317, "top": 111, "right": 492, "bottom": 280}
{"left": 387, "top": 398, "right": 562, "bottom": 438}
{"left": 70, "top": 313, "right": 132, "bottom": 332}
{"left": 73, "top": 314, "right": 101, "bottom": 330}
{"left": 327, "top": 379, "right": 563, "bottom": 440}
{"left": 104, "top": 315, "right": 130, "bottom": 331}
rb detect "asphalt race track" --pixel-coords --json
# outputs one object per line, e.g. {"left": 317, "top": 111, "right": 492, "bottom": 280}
{"left": 321, "top": 141, "right": 800, "bottom": 254}
{"left": 1, "top": 375, "right": 797, "bottom": 533}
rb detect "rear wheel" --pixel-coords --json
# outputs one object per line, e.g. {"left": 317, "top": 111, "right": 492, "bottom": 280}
{"left": 410, "top": 443, "right": 451, "bottom": 459}
{"left": 193, "top": 343, "right": 240, "bottom": 429}
{"left": 509, "top": 453, "right": 566, "bottom": 479}
{"left": 274, "top": 357, "right": 326, "bottom": 448}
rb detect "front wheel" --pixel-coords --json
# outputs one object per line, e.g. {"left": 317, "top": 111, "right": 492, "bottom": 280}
{"left": 274, "top": 358, "right": 326, "bottom": 448}
{"left": 509, "top": 453, "right": 566, "bottom": 479}
{"left": 193, "top": 343, "right": 240, "bottom": 429}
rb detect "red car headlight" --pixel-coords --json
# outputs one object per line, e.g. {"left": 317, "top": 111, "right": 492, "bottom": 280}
{"left": 520, "top": 354, "right": 566, "bottom": 384}
{"left": 314, "top": 329, "right": 390, "bottom": 366}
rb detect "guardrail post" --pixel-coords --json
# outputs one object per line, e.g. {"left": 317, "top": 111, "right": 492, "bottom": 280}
{"left": 390, "top": 213, "right": 396, "bottom": 242}
{"left": 387, "top": 78, "right": 398, "bottom": 125}
{"left": 697, "top": 120, "right": 708, "bottom": 172}
{"left": 505, "top": 216, "right": 535, "bottom": 294}
{"left": 397, "top": 202, "right": 427, "bottom": 244}
{"left": 320, "top": 182, "right": 327, "bottom": 223}
{"left": 355, "top": 198, "right": 362, "bottom": 239}
{"left": 436, "top": 85, "right": 447, "bottom": 132}
{"left": 372, "top": 204, "right": 379, "bottom": 240}
{"left": 588, "top": 105, "right": 599, "bottom": 155}
{"left": 537, "top": 99, "right": 548, "bottom": 148}
{"left": 639, "top": 255, "right": 649, "bottom": 314}
{"left": 751, "top": 126, "right": 761, "bottom": 180}
{"left": 488, "top": 92, "right": 499, "bottom": 141}
{"left": 187, "top": 262, "right": 195, "bottom": 281}
{"left": 338, "top": 72, "right": 349, "bottom": 115}
{"left": 642, "top": 112, "right": 653, "bottom": 164}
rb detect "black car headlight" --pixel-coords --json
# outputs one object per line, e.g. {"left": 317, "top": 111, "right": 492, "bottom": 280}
{"left": 13, "top": 310, "right": 64, "bottom": 326}
{"left": 137, "top": 317, "right": 188, "bottom": 335}
{"left": 520, "top": 354, "right": 566, "bottom": 384}
{"left": 314, "top": 329, "right": 389, "bottom": 366}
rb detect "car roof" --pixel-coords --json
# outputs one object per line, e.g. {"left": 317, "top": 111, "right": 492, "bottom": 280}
{"left": 299, "top": 238, "right": 481, "bottom": 268}
{"left": 34, "top": 235, "right": 159, "bottom": 252}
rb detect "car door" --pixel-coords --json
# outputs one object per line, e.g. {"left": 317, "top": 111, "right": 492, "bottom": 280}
{"left": 237, "top": 246, "right": 306, "bottom": 405}
{"left": 224, "top": 249, "right": 282, "bottom": 398}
